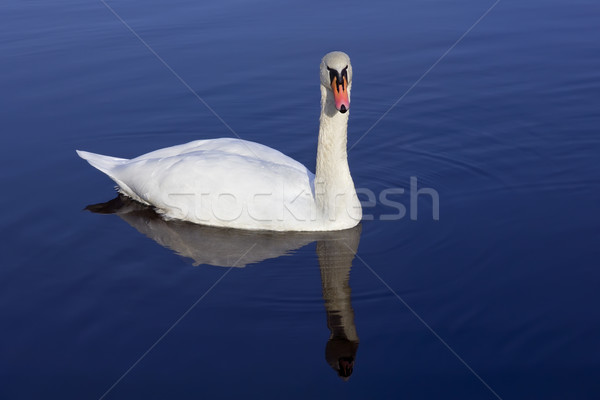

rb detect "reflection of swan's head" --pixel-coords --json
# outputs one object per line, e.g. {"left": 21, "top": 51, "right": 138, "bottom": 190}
{"left": 326, "top": 339, "right": 358, "bottom": 380}
{"left": 320, "top": 51, "right": 352, "bottom": 114}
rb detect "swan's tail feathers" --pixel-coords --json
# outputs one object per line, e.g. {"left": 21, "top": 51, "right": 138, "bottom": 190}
{"left": 76, "top": 150, "right": 128, "bottom": 176}
{"left": 76, "top": 150, "right": 146, "bottom": 204}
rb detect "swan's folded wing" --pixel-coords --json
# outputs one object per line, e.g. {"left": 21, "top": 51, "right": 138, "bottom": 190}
{"left": 110, "top": 150, "right": 316, "bottom": 230}
{"left": 132, "top": 138, "right": 309, "bottom": 176}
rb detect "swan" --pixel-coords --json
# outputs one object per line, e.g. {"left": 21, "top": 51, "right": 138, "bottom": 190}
{"left": 77, "top": 51, "right": 361, "bottom": 231}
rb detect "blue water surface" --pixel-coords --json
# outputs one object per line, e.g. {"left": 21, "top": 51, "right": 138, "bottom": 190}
{"left": 1, "top": 0, "right": 599, "bottom": 399}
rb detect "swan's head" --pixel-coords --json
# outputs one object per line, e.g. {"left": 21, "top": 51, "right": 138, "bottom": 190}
{"left": 321, "top": 51, "right": 352, "bottom": 114}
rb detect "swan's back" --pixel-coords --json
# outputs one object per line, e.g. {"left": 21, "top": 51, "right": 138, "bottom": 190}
{"left": 132, "top": 138, "right": 308, "bottom": 173}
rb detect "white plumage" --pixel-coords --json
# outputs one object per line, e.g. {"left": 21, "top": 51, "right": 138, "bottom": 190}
{"left": 77, "top": 51, "right": 361, "bottom": 231}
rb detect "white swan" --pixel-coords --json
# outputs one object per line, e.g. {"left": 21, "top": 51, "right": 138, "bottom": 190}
{"left": 77, "top": 51, "right": 361, "bottom": 231}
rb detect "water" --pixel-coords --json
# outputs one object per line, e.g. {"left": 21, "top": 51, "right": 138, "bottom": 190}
{"left": 1, "top": 0, "right": 599, "bottom": 398}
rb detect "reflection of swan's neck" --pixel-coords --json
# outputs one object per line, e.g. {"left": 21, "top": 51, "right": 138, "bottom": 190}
{"left": 315, "top": 85, "right": 359, "bottom": 224}
{"left": 317, "top": 226, "right": 361, "bottom": 379}
{"left": 318, "top": 239, "right": 359, "bottom": 342}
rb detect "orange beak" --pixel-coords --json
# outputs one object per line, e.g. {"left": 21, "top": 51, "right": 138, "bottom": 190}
{"left": 331, "top": 75, "right": 349, "bottom": 113}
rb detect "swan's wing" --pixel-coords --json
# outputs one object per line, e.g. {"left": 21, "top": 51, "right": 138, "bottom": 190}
{"left": 110, "top": 148, "right": 316, "bottom": 230}
{"left": 133, "top": 138, "right": 309, "bottom": 175}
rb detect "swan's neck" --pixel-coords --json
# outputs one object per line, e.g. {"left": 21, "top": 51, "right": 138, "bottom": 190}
{"left": 315, "top": 85, "right": 361, "bottom": 226}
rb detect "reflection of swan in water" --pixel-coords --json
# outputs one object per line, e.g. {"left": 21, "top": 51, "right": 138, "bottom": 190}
{"left": 317, "top": 226, "right": 360, "bottom": 380}
{"left": 86, "top": 194, "right": 360, "bottom": 377}
{"left": 86, "top": 195, "right": 318, "bottom": 267}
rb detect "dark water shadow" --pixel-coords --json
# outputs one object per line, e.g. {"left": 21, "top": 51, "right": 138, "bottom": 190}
{"left": 86, "top": 195, "right": 362, "bottom": 379}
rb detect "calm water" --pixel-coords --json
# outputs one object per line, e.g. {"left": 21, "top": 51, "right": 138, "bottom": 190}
{"left": 1, "top": 0, "right": 599, "bottom": 398}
